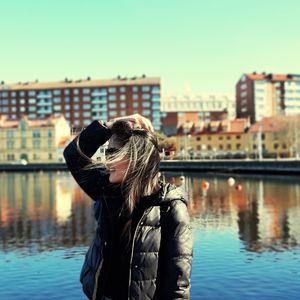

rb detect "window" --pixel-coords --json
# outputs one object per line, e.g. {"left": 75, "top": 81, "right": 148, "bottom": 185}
{"left": 73, "top": 97, "right": 79, "bottom": 102}
{"left": 64, "top": 89, "right": 70, "bottom": 95}
{"left": 7, "top": 130, "right": 14, "bottom": 138}
{"left": 108, "top": 87, "right": 116, "bottom": 93}
{"left": 48, "top": 153, "right": 52, "bottom": 160}
{"left": 83, "top": 96, "right": 91, "bottom": 102}
{"left": 108, "top": 95, "right": 116, "bottom": 101}
{"left": 142, "top": 86, "right": 150, "bottom": 92}
{"left": 133, "top": 94, "right": 138, "bottom": 100}
{"left": 65, "top": 112, "right": 70, "bottom": 118}
{"left": 29, "top": 106, "right": 36, "bottom": 112}
{"left": 83, "top": 111, "right": 91, "bottom": 117}
{"left": 73, "top": 89, "right": 79, "bottom": 95}
{"left": 219, "top": 136, "right": 223, "bottom": 140}
{"left": 196, "top": 137, "right": 201, "bottom": 141}
{"left": 6, "top": 141, "right": 15, "bottom": 149}
{"left": 74, "top": 104, "right": 79, "bottom": 110}
{"left": 48, "top": 140, "right": 52, "bottom": 148}
{"left": 236, "top": 135, "right": 241, "bottom": 139}
{"left": 83, "top": 104, "right": 91, "bottom": 109}
{"left": 120, "top": 103, "right": 126, "bottom": 108}
{"left": 53, "top": 97, "right": 61, "bottom": 103}
{"left": 119, "top": 87, "right": 126, "bottom": 93}
{"left": 142, "top": 102, "right": 150, "bottom": 108}
{"left": 53, "top": 90, "right": 61, "bottom": 95}
{"left": 142, "top": 94, "right": 150, "bottom": 100}
{"left": 83, "top": 88, "right": 90, "bottom": 94}
{"left": 142, "top": 109, "right": 151, "bottom": 116}
{"left": 109, "top": 103, "right": 116, "bottom": 108}
{"left": 227, "top": 144, "right": 231, "bottom": 150}
{"left": 28, "top": 91, "right": 36, "bottom": 96}
{"left": 10, "top": 92, "right": 16, "bottom": 97}
{"left": 33, "top": 140, "right": 40, "bottom": 149}
{"left": 29, "top": 98, "right": 36, "bottom": 104}
{"left": 109, "top": 111, "right": 117, "bottom": 117}
{"left": 32, "top": 130, "right": 41, "bottom": 138}
{"left": 54, "top": 105, "right": 61, "bottom": 111}
{"left": 236, "top": 144, "right": 241, "bottom": 150}
{"left": 65, "top": 97, "right": 70, "bottom": 103}
{"left": 74, "top": 112, "right": 80, "bottom": 117}
{"left": 65, "top": 105, "right": 70, "bottom": 110}
{"left": 120, "top": 94, "right": 126, "bottom": 101}
{"left": 226, "top": 136, "right": 231, "bottom": 140}
{"left": 219, "top": 145, "right": 223, "bottom": 150}
{"left": 133, "top": 102, "right": 138, "bottom": 108}
{"left": 132, "top": 86, "right": 138, "bottom": 92}
{"left": 48, "top": 131, "right": 52, "bottom": 138}
{"left": 19, "top": 91, "right": 25, "bottom": 97}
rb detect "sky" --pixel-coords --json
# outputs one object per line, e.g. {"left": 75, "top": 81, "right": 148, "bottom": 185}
{"left": 1, "top": 0, "right": 300, "bottom": 95}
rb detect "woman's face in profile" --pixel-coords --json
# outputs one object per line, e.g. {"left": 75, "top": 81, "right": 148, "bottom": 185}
{"left": 106, "top": 135, "right": 129, "bottom": 184}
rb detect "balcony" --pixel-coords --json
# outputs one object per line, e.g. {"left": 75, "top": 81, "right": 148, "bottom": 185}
{"left": 37, "top": 100, "right": 52, "bottom": 106}
{"left": 37, "top": 93, "right": 52, "bottom": 99}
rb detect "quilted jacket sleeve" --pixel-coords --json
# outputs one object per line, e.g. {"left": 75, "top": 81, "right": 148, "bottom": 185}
{"left": 158, "top": 200, "right": 193, "bottom": 299}
{"left": 63, "top": 120, "right": 112, "bottom": 201}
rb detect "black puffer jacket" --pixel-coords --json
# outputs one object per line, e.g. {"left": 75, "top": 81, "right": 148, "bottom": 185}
{"left": 63, "top": 121, "right": 193, "bottom": 300}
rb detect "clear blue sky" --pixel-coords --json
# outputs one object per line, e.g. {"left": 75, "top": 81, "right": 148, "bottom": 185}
{"left": 1, "top": 0, "right": 300, "bottom": 94}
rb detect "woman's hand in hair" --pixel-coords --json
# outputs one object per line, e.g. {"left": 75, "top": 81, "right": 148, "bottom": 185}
{"left": 106, "top": 114, "right": 154, "bottom": 132}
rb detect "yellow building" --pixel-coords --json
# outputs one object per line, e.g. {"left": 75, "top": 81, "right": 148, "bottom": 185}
{"left": 248, "top": 115, "right": 300, "bottom": 158}
{"left": 0, "top": 115, "right": 71, "bottom": 163}
{"left": 176, "top": 119, "right": 249, "bottom": 159}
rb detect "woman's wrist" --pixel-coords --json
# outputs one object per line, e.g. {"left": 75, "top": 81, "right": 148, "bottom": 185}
{"left": 98, "top": 119, "right": 114, "bottom": 129}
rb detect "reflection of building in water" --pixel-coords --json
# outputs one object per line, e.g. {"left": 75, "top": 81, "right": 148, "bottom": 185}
{"left": 0, "top": 172, "right": 96, "bottom": 253}
{"left": 56, "top": 178, "right": 72, "bottom": 224}
{"left": 237, "top": 180, "right": 300, "bottom": 251}
{"left": 165, "top": 174, "right": 300, "bottom": 252}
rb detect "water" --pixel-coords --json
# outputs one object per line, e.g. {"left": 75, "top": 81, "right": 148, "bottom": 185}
{"left": 0, "top": 172, "right": 300, "bottom": 300}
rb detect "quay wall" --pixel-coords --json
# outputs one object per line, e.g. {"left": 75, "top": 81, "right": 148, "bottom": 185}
{"left": 1, "top": 159, "right": 300, "bottom": 175}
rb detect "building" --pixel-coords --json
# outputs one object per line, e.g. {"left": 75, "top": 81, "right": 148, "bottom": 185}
{"left": 176, "top": 118, "right": 249, "bottom": 159}
{"left": 161, "top": 93, "right": 235, "bottom": 135}
{"left": 248, "top": 115, "right": 300, "bottom": 158}
{"left": 0, "top": 76, "right": 161, "bottom": 130}
{"left": 0, "top": 115, "right": 70, "bottom": 163}
{"left": 236, "top": 72, "right": 300, "bottom": 124}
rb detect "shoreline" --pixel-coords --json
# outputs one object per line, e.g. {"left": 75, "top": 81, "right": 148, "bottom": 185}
{"left": 1, "top": 159, "right": 300, "bottom": 175}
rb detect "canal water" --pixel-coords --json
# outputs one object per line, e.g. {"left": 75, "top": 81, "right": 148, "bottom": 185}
{"left": 0, "top": 171, "right": 300, "bottom": 300}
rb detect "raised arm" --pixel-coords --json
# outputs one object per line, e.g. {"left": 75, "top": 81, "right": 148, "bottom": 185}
{"left": 158, "top": 200, "right": 193, "bottom": 299}
{"left": 63, "top": 120, "right": 112, "bottom": 201}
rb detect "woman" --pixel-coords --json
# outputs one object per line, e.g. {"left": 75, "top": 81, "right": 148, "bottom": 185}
{"left": 64, "top": 114, "right": 193, "bottom": 300}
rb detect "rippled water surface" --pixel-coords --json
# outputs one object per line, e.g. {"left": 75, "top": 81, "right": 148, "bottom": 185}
{"left": 1, "top": 172, "right": 300, "bottom": 299}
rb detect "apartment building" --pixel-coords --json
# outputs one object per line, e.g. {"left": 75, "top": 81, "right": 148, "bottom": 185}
{"left": 176, "top": 118, "right": 249, "bottom": 159}
{"left": 0, "top": 76, "right": 161, "bottom": 130}
{"left": 248, "top": 115, "right": 300, "bottom": 158}
{"left": 236, "top": 72, "right": 300, "bottom": 124}
{"left": 0, "top": 115, "right": 70, "bottom": 163}
{"left": 161, "top": 93, "right": 235, "bottom": 135}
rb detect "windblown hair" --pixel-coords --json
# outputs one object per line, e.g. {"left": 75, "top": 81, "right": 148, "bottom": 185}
{"left": 107, "top": 121, "right": 161, "bottom": 213}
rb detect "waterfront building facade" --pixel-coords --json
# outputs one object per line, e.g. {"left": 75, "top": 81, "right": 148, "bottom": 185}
{"left": 248, "top": 115, "right": 300, "bottom": 158}
{"left": 236, "top": 72, "right": 300, "bottom": 124}
{"left": 0, "top": 76, "right": 161, "bottom": 130}
{"left": 0, "top": 115, "right": 70, "bottom": 163}
{"left": 161, "top": 93, "right": 235, "bottom": 135}
{"left": 175, "top": 118, "right": 249, "bottom": 159}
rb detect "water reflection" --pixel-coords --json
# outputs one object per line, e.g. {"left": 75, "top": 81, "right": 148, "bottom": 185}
{"left": 1, "top": 172, "right": 300, "bottom": 254}
{"left": 173, "top": 174, "right": 300, "bottom": 252}
{"left": 0, "top": 172, "right": 95, "bottom": 254}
